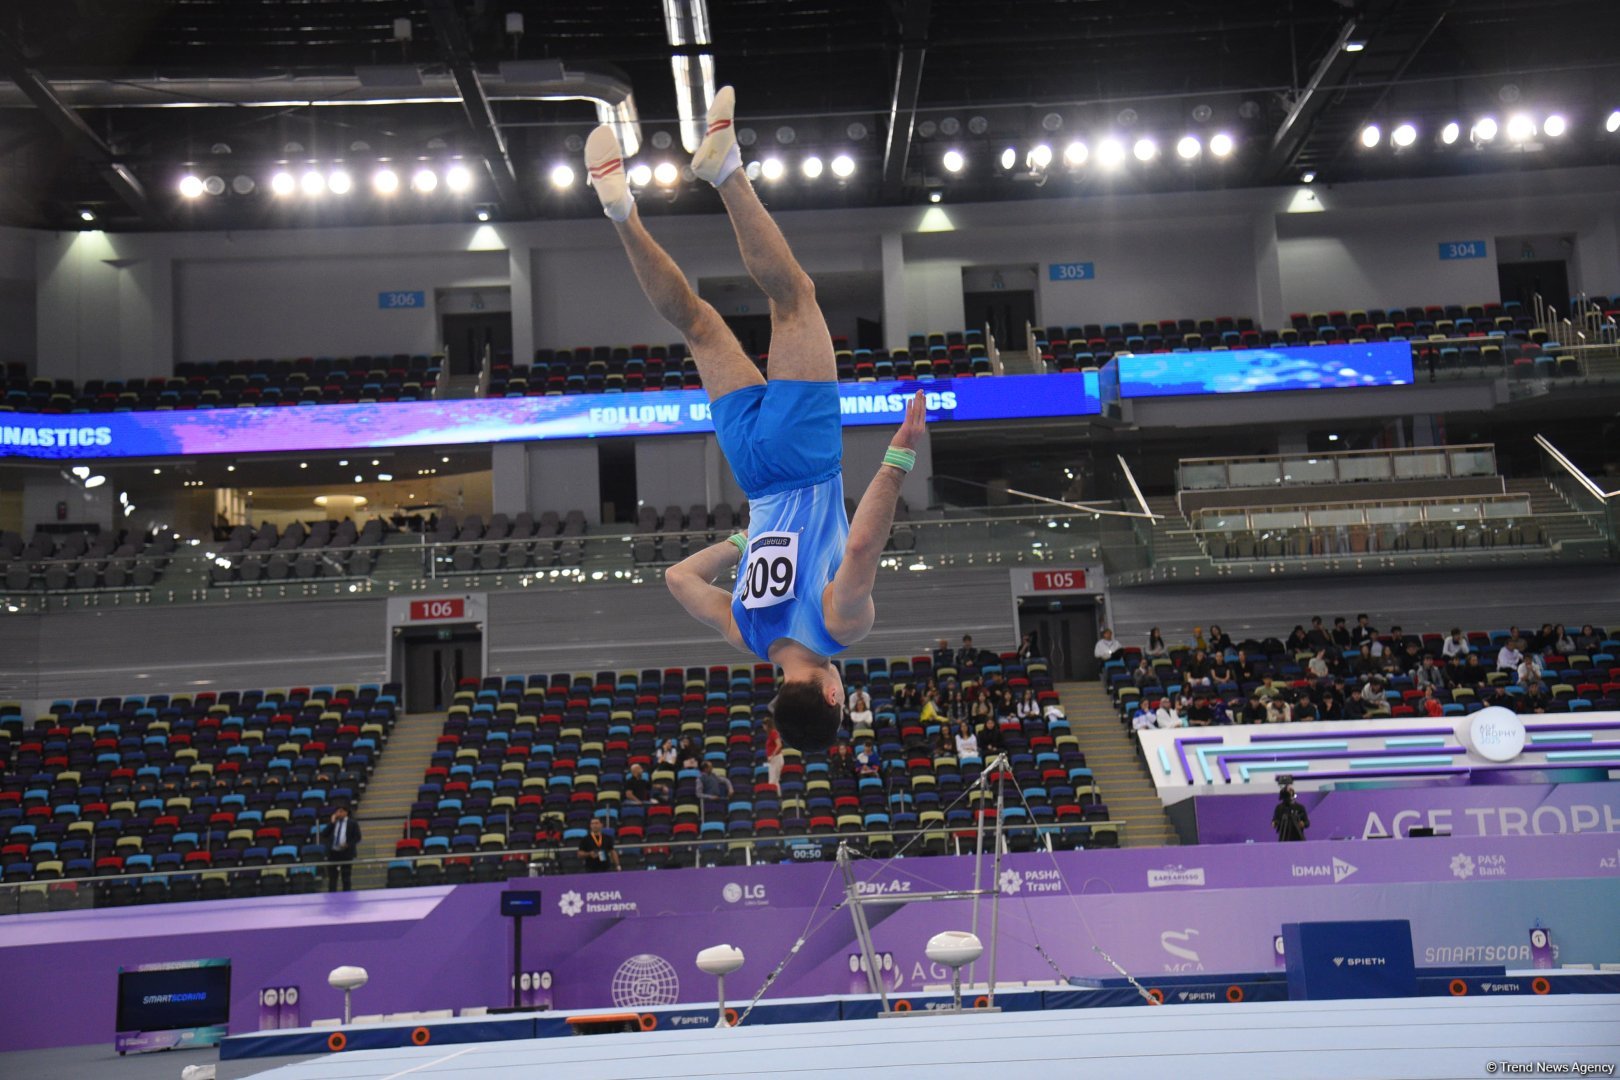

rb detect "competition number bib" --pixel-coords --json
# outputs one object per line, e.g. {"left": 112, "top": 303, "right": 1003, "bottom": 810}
{"left": 740, "top": 531, "right": 800, "bottom": 610}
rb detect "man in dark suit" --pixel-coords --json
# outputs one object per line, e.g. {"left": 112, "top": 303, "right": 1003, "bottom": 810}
{"left": 322, "top": 807, "right": 361, "bottom": 891}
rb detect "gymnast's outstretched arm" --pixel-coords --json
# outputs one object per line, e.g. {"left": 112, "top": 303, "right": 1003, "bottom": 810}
{"left": 667, "top": 539, "right": 745, "bottom": 648}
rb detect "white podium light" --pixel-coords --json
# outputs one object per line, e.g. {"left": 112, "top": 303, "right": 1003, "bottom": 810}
{"left": 328, "top": 965, "right": 369, "bottom": 1024}
{"left": 695, "top": 944, "right": 745, "bottom": 1027}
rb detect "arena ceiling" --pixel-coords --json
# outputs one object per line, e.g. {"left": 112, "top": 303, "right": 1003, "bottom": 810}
{"left": 0, "top": 0, "right": 1617, "bottom": 230}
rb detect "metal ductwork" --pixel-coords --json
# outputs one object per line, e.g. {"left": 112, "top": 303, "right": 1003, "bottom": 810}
{"left": 662, "top": 0, "right": 716, "bottom": 154}
{"left": 0, "top": 61, "right": 643, "bottom": 156}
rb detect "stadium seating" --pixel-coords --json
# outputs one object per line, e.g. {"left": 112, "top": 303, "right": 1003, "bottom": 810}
{"left": 0, "top": 527, "right": 178, "bottom": 592}
{"left": 1109, "top": 623, "right": 1620, "bottom": 729}
{"left": 0, "top": 684, "right": 399, "bottom": 910}
{"left": 208, "top": 518, "right": 386, "bottom": 585}
{"left": 385, "top": 651, "right": 1103, "bottom": 887}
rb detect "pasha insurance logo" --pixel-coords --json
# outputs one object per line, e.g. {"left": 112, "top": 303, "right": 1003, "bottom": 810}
{"left": 1146, "top": 864, "right": 1206, "bottom": 888}
{"left": 558, "top": 890, "right": 584, "bottom": 917}
{"left": 998, "top": 869, "right": 1023, "bottom": 895}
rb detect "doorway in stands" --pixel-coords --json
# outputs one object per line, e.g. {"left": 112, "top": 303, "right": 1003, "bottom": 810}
{"left": 1018, "top": 596, "right": 1101, "bottom": 680}
{"left": 400, "top": 626, "right": 482, "bottom": 712}
{"left": 442, "top": 312, "right": 513, "bottom": 378}
{"left": 962, "top": 264, "right": 1038, "bottom": 352}
{"left": 1495, "top": 235, "right": 1573, "bottom": 319}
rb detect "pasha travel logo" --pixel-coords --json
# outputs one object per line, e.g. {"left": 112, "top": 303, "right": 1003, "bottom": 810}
{"left": 1146, "top": 864, "right": 1206, "bottom": 888}
{"left": 1290, "top": 856, "right": 1358, "bottom": 883}
{"left": 998, "top": 869, "right": 1023, "bottom": 895}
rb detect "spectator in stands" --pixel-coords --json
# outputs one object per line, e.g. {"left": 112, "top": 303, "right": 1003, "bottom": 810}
{"left": 827, "top": 741, "right": 854, "bottom": 779}
{"left": 920, "top": 689, "right": 943, "bottom": 726}
{"left": 1396, "top": 638, "right": 1423, "bottom": 674}
{"left": 1530, "top": 623, "right": 1555, "bottom": 653}
{"left": 1352, "top": 643, "right": 1378, "bottom": 677}
{"left": 1191, "top": 626, "right": 1208, "bottom": 651}
{"left": 1307, "top": 650, "right": 1332, "bottom": 680}
{"left": 764, "top": 721, "right": 785, "bottom": 787}
{"left": 1305, "top": 616, "right": 1330, "bottom": 651}
{"left": 940, "top": 689, "right": 965, "bottom": 723}
{"left": 1145, "top": 627, "right": 1168, "bottom": 658}
{"left": 995, "top": 689, "right": 1018, "bottom": 722}
{"left": 1360, "top": 676, "right": 1391, "bottom": 717}
{"left": 624, "top": 763, "right": 653, "bottom": 805}
{"left": 657, "top": 738, "right": 679, "bottom": 767}
{"left": 847, "top": 684, "right": 874, "bottom": 729}
{"left": 1130, "top": 701, "right": 1156, "bottom": 732}
{"left": 697, "top": 761, "right": 732, "bottom": 805}
{"left": 1520, "top": 675, "right": 1549, "bottom": 711}
{"left": 1330, "top": 617, "right": 1352, "bottom": 650}
{"left": 1155, "top": 697, "right": 1183, "bottom": 728}
{"left": 954, "top": 721, "right": 979, "bottom": 759}
{"left": 320, "top": 807, "right": 361, "bottom": 892}
{"left": 1242, "top": 694, "right": 1267, "bottom": 724}
{"left": 1350, "top": 613, "right": 1377, "bottom": 646}
{"left": 1286, "top": 625, "right": 1311, "bottom": 654}
{"left": 1094, "top": 628, "right": 1123, "bottom": 667}
{"left": 1265, "top": 693, "right": 1293, "bottom": 724}
{"left": 1209, "top": 697, "right": 1234, "bottom": 725}
{"left": 1016, "top": 689, "right": 1040, "bottom": 721}
{"left": 1016, "top": 631, "right": 1039, "bottom": 661}
{"left": 1210, "top": 654, "right": 1235, "bottom": 687}
{"left": 977, "top": 717, "right": 1005, "bottom": 756}
{"left": 1184, "top": 649, "right": 1213, "bottom": 687}
{"left": 1255, "top": 674, "right": 1283, "bottom": 700}
{"left": 1442, "top": 628, "right": 1471, "bottom": 658}
{"left": 1414, "top": 655, "right": 1448, "bottom": 691}
{"left": 1551, "top": 623, "right": 1576, "bottom": 656}
{"left": 1207, "top": 624, "right": 1233, "bottom": 653}
{"left": 677, "top": 736, "right": 702, "bottom": 769}
{"left": 1577, "top": 624, "right": 1604, "bottom": 651}
{"left": 1318, "top": 689, "right": 1344, "bottom": 721}
{"left": 1455, "top": 653, "right": 1487, "bottom": 688}
{"left": 1387, "top": 625, "right": 1410, "bottom": 654}
{"left": 1131, "top": 656, "right": 1156, "bottom": 689}
{"left": 1497, "top": 637, "right": 1524, "bottom": 673}
{"left": 854, "top": 743, "right": 880, "bottom": 777}
{"left": 579, "top": 817, "right": 620, "bottom": 872}
{"left": 892, "top": 682, "right": 919, "bottom": 712}
{"left": 954, "top": 635, "right": 980, "bottom": 678}
{"left": 1186, "top": 693, "right": 1214, "bottom": 727}
{"left": 1420, "top": 686, "right": 1445, "bottom": 717}
{"left": 1232, "top": 649, "right": 1255, "bottom": 683}
{"left": 969, "top": 693, "right": 992, "bottom": 727}
{"left": 1516, "top": 651, "right": 1542, "bottom": 685}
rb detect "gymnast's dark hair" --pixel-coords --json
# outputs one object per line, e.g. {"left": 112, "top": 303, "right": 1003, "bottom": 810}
{"left": 774, "top": 680, "right": 842, "bottom": 752}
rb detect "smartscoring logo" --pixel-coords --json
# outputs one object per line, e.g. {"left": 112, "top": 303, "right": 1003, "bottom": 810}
{"left": 1290, "top": 857, "right": 1358, "bottom": 883}
{"left": 0, "top": 424, "right": 112, "bottom": 449}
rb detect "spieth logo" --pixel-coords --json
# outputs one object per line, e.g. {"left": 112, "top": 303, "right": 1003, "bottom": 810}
{"left": 998, "top": 869, "right": 1023, "bottom": 895}
{"left": 1146, "top": 865, "right": 1206, "bottom": 888}
{"left": 1336, "top": 956, "right": 1388, "bottom": 967}
{"left": 1290, "top": 857, "right": 1358, "bottom": 883}
{"left": 1450, "top": 853, "right": 1476, "bottom": 879}
{"left": 1176, "top": 990, "right": 1219, "bottom": 1002}
{"left": 558, "top": 890, "right": 585, "bottom": 917}
{"left": 722, "top": 882, "right": 767, "bottom": 905}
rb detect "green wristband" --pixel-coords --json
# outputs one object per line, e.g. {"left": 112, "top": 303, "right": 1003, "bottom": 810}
{"left": 726, "top": 533, "right": 748, "bottom": 556}
{"left": 883, "top": 446, "right": 917, "bottom": 473}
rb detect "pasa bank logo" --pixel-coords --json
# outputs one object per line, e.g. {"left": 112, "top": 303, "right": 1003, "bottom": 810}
{"left": 1450, "top": 853, "right": 1476, "bottom": 879}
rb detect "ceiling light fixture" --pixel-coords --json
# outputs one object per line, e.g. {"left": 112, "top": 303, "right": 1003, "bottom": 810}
{"left": 1096, "top": 138, "right": 1125, "bottom": 169}
{"left": 1028, "top": 144, "right": 1053, "bottom": 170}
{"left": 830, "top": 154, "right": 855, "bottom": 178}
{"left": 445, "top": 164, "right": 473, "bottom": 192}
{"left": 373, "top": 168, "right": 400, "bottom": 194}
{"left": 549, "top": 164, "right": 575, "bottom": 189}
{"left": 300, "top": 170, "right": 326, "bottom": 196}
{"left": 999, "top": 147, "right": 1017, "bottom": 170}
{"left": 760, "top": 157, "right": 785, "bottom": 181}
{"left": 1542, "top": 113, "right": 1567, "bottom": 138}
{"left": 1440, "top": 121, "right": 1461, "bottom": 145}
{"left": 412, "top": 167, "right": 439, "bottom": 193}
{"left": 1472, "top": 116, "right": 1498, "bottom": 142}
{"left": 1062, "top": 141, "right": 1088, "bottom": 167}
{"left": 653, "top": 161, "right": 679, "bottom": 186}
{"left": 1176, "top": 135, "right": 1200, "bottom": 160}
{"left": 942, "top": 149, "right": 965, "bottom": 173}
{"left": 1359, "top": 123, "right": 1381, "bottom": 148}
{"left": 802, "top": 155, "right": 824, "bottom": 179}
{"left": 1132, "top": 137, "right": 1158, "bottom": 162}
{"left": 628, "top": 163, "right": 653, "bottom": 186}
{"left": 327, "top": 170, "right": 352, "bottom": 195}
{"left": 178, "top": 175, "right": 205, "bottom": 198}
{"left": 1505, "top": 113, "right": 1535, "bottom": 142}
{"left": 1208, "top": 132, "right": 1235, "bottom": 157}
{"left": 1391, "top": 122, "right": 1417, "bottom": 148}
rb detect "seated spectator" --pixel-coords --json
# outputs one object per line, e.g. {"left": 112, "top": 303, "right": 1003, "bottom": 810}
{"left": 1349, "top": 613, "right": 1378, "bottom": 647}
{"left": 1242, "top": 694, "right": 1268, "bottom": 724}
{"left": 1016, "top": 689, "right": 1040, "bottom": 721}
{"left": 1551, "top": 623, "right": 1576, "bottom": 656}
{"left": 1210, "top": 656, "right": 1235, "bottom": 686}
{"left": 1293, "top": 696, "right": 1321, "bottom": 722}
{"left": 1155, "top": 698, "right": 1184, "bottom": 729}
{"left": 1497, "top": 638, "right": 1524, "bottom": 673}
{"left": 1232, "top": 649, "right": 1255, "bottom": 683}
{"left": 1305, "top": 615, "right": 1330, "bottom": 650}
{"left": 1576, "top": 623, "right": 1604, "bottom": 651}
{"left": 1442, "top": 627, "right": 1471, "bottom": 658}
{"left": 1146, "top": 627, "right": 1168, "bottom": 658}
{"left": 939, "top": 689, "right": 965, "bottom": 723}
{"left": 954, "top": 720, "right": 980, "bottom": 758}
{"left": 1360, "top": 677, "right": 1391, "bottom": 717}
{"left": 1414, "top": 655, "right": 1448, "bottom": 691}
{"left": 1387, "top": 624, "right": 1410, "bottom": 654}
{"left": 1285, "top": 625, "right": 1311, "bottom": 654}
{"left": 1265, "top": 696, "right": 1293, "bottom": 724}
{"left": 892, "top": 682, "right": 919, "bottom": 711}
{"left": 1016, "top": 631, "right": 1039, "bottom": 661}
{"left": 847, "top": 685, "right": 874, "bottom": 728}
{"left": 623, "top": 763, "right": 652, "bottom": 805}
{"left": 1379, "top": 646, "right": 1406, "bottom": 677}
{"left": 1307, "top": 649, "right": 1332, "bottom": 680}
{"left": 1353, "top": 643, "right": 1378, "bottom": 677}
{"left": 1131, "top": 702, "right": 1156, "bottom": 732}
{"left": 1209, "top": 698, "right": 1234, "bottom": 725}
{"left": 1520, "top": 675, "right": 1549, "bottom": 711}
{"left": 976, "top": 720, "right": 1004, "bottom": 756}
{"left": 854, "top": 743, "right": 881, "bottom": 777}
{"left": 1455, "top": 653, "right": 1487, "bottom": 687}
{"left": 969, "top": 694, "right": 992, "bottom": 726}
{"left": 1318, "top": 690, "right": 1344, "bottom": 720}
{"left": 1186, "top": 694, "right": 1214, "bottom": 726}
{"left": 954, "top": 634, "right": 980, "bottom": 678}
{"left": 1330, "top": 616, "right": 1352, "bottom": 650}
{"left": 656, "top": 738, "right": 679, "bottom": 768}
{"left": 1191, "top": 626, "right": 1208, "bottom": 651}
{"left": 1184, "top": 649, "right": 1213, "bottom": 686}
{"left": 1131, "top": 656, "right": 1156, "bottom": 688}
{"left": 920, "top": 689, "right": 943, "bottom": 725}
{"left": 1255, "top": 675, "right": 1284, "bottom": 700}
{"left": 1420, "top": 686, "right": 1445, "bottom": 717}
{"left": 1094, "top": 628, "right": 1123, "bottom": 666}
{"left": 1207, "top": 624, "right": 1233, "bottom": 653}
{"left": 1516, "top": 652, "right": 1542, "bottom": 685}
{"left": 827, "top": 741, "right": 854, "bottom": 779}
{"left": 1397, "top": 638, "right": 1424, "bottom": 673}
{"left": 697, "top": 761, "right": 732, "bottom": 804}
{"left": 1530, "top": 623, "right": 1555, "bottom": 654}
{"left": 994, "top": 688, "right": 1017, "bottom": 721}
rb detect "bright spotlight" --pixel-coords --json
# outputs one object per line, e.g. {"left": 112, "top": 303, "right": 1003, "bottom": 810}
{"left": 1608, "top": 110, "right": 1620, "bottom": 134}
{"left": 1391, "top": 123, "right": 1417, "bottom": 148}
{"left": 1209, "top": 132, "right": 1235, "bottom": 157}
{"left": 270, "top": 171, "right": 296, "bottom": 197}
{"left": 653, "top": 161, "right": 679, "bottom": 186}
{"left": 412, "top": 167, "right": 439, "bottom": 193}
{"left": 802, "top": 155, "right": 824, "bottom": 179}
{"left": 475, "top": 208, "right": 490, "bottom": 222}
{"left": 79, "top": 209, "right": 96, "bottom": 223}
{"left": 300, "top": 170, "right": 326, "bottom": 196}
{"left": 1472, "top": 116, "right": 1498, "bottom": 142}
{"left": 1440, "top": 121, "right": 1461, "bottom": 145}
{"left": 1300, "top": 170, "right": 1316, "bottom": 184}
{"left": 1062, "top": 141, "right": 1088, "bottom": 167}
{"left": 1132, "top": 137, "right": 1157, "bottom": 162}
{"left": 1542, "top": 113, "right": 1567, "bottom": 138}
{"left": 549, "top": 164, "right": 575, "bottom": 189}
{"left": 628, "top": 163, "right": 653, "bottom": 186}
{"left": 942, "top": 149, "right": 965, "bottom": 173}
{"left": 830, "top": 154, "right": 855, "bottom": 178}
{"left": 327, "top": 170, "right": 352, "bottom": 195}
{"left": 760, "top": 157, "right": 785, "bottom": 181}
{"left": 445, "top": 164, "right": 473, "bottom": 192}
{"left": 1343, "top": 40, "right": 1366, "bottom": 52}
{"left": 1176, "top": 135, "right": 1201, "bottom": 160}
{"left": 84, "top": 475, "right": 107, "bottom": 489}
{"left": 1096, "top": 138, "right": 1125, "bottom": 168}
{"left": 1506, "top": 113, "right": 1535, "bottom": 142}
{"left": 1000, "top": 147, "right": 1017, "bottom": 170}
{"left": 1028, "top": 144, "right": 1052, "bottom": 169}
{"left": 178, "top": 174, "right": 205, "bottom": 199}
{"left": 373, "top": 168, "right": 400, "bottom": 194}
{"left": 1359, "top": 124, "right": 1381, "bottom": 148}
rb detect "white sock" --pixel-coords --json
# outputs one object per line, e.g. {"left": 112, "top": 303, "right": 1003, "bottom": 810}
{"left": 711, "top": 142, "right": 743, "bottom": 187}
{"left": 603, "top": 191, "right": 633, "bottom": 222}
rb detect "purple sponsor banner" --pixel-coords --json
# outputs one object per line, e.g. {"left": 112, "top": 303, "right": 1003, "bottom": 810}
{"left": 1193, "top": 781, "right": 1620, "bottom": 844}
{"left": 3, "top": 833, "right": 1617, "bottom": 1052}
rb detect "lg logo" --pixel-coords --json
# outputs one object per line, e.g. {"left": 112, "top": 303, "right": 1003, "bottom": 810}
{"left": 723, "top": 882, "right": 766, "bottom": 904}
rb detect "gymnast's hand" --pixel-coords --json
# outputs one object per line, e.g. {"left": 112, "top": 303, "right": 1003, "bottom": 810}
{"left": 890, "top": 390, "right": 927, "bottom": 451}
